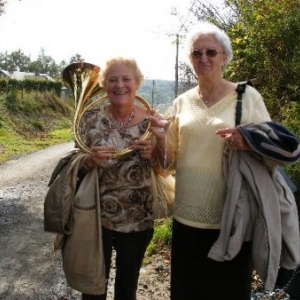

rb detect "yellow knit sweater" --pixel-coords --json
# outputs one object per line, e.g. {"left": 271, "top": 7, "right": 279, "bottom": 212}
{"left": 167, "top": 85, "right": 271, "bottom": 229}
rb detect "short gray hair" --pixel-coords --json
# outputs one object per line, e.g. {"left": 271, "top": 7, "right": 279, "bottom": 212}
{"left": 185, "top": 22, "right": 233, "bottom": 70}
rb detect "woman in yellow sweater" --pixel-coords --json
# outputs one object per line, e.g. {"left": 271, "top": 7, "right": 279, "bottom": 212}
{"left": 152, "top": 21, "right": 272, "bottom": 300}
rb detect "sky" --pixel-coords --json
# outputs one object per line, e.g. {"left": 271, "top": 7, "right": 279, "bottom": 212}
{"left": 0, "top": 0, "right": 224, "bottom": 80}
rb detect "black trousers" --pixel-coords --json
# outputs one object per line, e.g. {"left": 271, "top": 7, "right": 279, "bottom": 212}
{"left": 171, "top": 219, "right": 252, "bottom": 300}
{"left": 82, "top": 227, "right": 153, "bottom": 300}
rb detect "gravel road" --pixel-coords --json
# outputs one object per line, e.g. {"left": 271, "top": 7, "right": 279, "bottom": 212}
{"left": 0, "top": 142, "right": 170, "bottom": 300}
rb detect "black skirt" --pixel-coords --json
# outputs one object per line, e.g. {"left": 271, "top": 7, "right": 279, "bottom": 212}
{"left": 171, "top": 219, "right": 253, "bottom": 300}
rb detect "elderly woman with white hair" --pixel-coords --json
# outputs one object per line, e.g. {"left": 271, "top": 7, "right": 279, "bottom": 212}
{"left": 150, "top": 21, "right": 300, "bottom": 300}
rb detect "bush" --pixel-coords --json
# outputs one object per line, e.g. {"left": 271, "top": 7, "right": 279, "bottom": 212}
{"left": 147, "top": 218, "right": 172, "bottom": 256}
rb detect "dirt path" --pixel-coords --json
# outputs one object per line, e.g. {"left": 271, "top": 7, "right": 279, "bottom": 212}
{"left": 0, "top": 143, "right": 79, "bottom": 299}
{"left": 0, "top": 143, "right": 170, "bottom": 300}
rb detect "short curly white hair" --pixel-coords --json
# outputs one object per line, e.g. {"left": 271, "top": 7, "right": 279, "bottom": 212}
{"left": 185, "top": 22, "right": 233, "bottom": 71}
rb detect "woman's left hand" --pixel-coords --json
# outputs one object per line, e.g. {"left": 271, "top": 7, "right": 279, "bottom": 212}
{"left": 148, "top": 110, "right": 173, "bottom": 140}
{"left": 216, "top": 127, "right": 250, "bottom": 151}
{"left": 131, "top": 139, "right": 153, "bottom": 160}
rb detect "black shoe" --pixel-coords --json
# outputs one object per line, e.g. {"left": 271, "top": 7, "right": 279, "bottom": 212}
{"left": 282, "top": 265, "right": 300, "bottom": 300}
{"left": 276, "top": 267, "right": 295, "bottom": 288}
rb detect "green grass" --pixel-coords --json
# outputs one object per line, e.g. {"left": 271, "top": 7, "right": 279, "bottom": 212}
{"left": 0, "top": 126, "right": 73, "bottom": 163}
{"left": 0, "top": 91, "right": 73, "bottom": 164}
{"left": 146, "top": 218, "right": 172, "bottom": 256}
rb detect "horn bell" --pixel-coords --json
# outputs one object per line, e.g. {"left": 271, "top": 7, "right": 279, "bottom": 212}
{"left": 62, "top": 62, "right": 104, "bottom": 153}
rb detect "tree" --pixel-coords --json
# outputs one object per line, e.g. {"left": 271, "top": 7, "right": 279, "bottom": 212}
{"left": 0, "top": 49, "right": 86, "bottom": 80}
{"left": 0, "top": 50, "right": 31, "bottom": 72}
{"left": 28, "top": 48, "right": 60, "bottom": 78}
{"left": 224, "top": 0, "right": 300, "bottom": 120}
{"left": 0, "top": 0, "right": 6, "bottom": 16}
{"left": 69, "top": 54, "right": 85, "bottom": 64}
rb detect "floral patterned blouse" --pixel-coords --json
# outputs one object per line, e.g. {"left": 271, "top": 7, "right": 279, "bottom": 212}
{"left": 80, "top": 109, "right": 154, "bottom": 233}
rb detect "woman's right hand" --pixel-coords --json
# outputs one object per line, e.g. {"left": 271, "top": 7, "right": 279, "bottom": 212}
{"left": 85, "top": 145, "right": 116, "bottom": 168}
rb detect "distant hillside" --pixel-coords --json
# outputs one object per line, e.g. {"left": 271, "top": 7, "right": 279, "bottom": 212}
{"left": 138, "top": 79, "right": 176, "bottom": 108}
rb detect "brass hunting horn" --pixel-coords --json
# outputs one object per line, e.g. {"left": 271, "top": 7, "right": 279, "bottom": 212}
{"left": 62, "top": 61, "right": 104, "bottom": 153}
{"left": 62, "top": 61, "right": 152, "bottom": 157}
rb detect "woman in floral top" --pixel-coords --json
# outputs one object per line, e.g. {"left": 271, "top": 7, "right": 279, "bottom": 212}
{"left": 79, "top": 57, "right": 157, "bottom": 300}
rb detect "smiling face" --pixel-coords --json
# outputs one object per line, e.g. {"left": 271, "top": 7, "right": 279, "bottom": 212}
{"left": 190, "top": 34, "right": 227, "bottom": 80}
{"left": 105, "top": 62, "right": 139, "bottom": 107}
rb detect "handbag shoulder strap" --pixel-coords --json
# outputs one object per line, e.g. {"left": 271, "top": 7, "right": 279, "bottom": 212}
{"left": 235, "top": 82, "right": 298, "bottom": 193}
{"left": 235, "top": 80, "right": 253, "bottom": 126}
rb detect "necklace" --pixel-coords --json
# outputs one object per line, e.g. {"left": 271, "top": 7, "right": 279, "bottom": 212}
{"left": 198, "top": 88, "right": 207, "bottom": 104}
{"left": 199, "top": 80, "right": 227, "bottom": 106}
{"left": 111, "top": 108, "right": 136, "bottom": 128}
{"left": 199, "top": 91, "right": 210, "bottom": 105}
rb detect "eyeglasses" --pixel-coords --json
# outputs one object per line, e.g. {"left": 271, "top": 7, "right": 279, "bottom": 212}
{"left": 191, "top": 49, "right": 225, "bottom": 58}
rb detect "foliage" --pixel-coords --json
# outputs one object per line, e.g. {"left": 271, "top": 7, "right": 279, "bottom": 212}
{"left": 69, "top": 54, "right": 85, "bottom": 64}
{"left": 27, "top": 48, "right": 61, "bottom": 79}
{"left": 0, "top": 48, "right": 85, "bottom": 80}
{"left": 146, "top": 218, "right": 172, "bottom": 256}
{"left": 279, "top": 101, "right": 300, "bottom": 188}
{"left": 225, "top": 0, "right": 300, "bottom": 119}
{"left": 0, "top": 90, "right": 73, "bottom": 163}
{"left": 0, "top": 78, "right": 62, "bottom": 96}
{"left": 178, "top": 61, "right": 197, "bottom": 93}
{"left": 0, "top": 0, "right": 6, "bottom": 16}
{"left": 0, "top": 49, "right": 31, "bottom": 73}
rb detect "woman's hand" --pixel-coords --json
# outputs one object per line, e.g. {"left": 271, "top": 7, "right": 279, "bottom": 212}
{"left": 149, "top": 109, "right": 173, "bottom": 140}
{"left": 131, "top": 139, "right": 153, "bottom": 160}
{"left": 216, "top": 127, "right": 250, "bottom": 151}
{"left": 85, "top": 145, "right": 116, "bottom": 168}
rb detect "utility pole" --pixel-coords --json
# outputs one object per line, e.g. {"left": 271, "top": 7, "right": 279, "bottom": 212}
{"left": 151, "top": 79, "right": 155, "bottom": 108}
{"left": 175, "top": 33, "right": 179, "bottom": 98}
{"left": 171, "top": 2, "right": 194, "bottom": 98}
